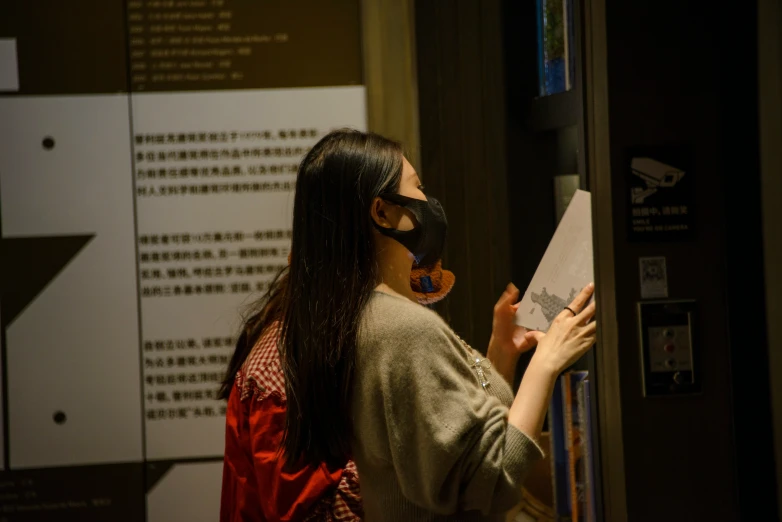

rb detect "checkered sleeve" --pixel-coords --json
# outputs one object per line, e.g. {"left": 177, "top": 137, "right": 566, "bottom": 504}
{"left": 331, "top": 460, "right": 363, "bottom": 521}
{"left": 304, "top": 460, "right": 363, "bottom": 521}
{"left": 238, "top": 321, "right": 286, "bottom": 402}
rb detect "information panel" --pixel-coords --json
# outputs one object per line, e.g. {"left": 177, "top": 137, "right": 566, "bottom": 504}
{"left": 131, "top": 88, "right": 366, "bottom": 460}
{"left": 0, "top": 1, "right": 364, "bottom": 520}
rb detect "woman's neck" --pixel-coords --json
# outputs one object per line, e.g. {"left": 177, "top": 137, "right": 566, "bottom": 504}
{"left": 374, "top": 242, "right": 417, "bottom": 302}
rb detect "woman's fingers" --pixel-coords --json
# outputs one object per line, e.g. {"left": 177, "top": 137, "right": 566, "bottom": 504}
{"left": 531, "top": 283, "right": 598, "bottom": 372}
{"left": 507, "top": 283, "right": 520, "bottom": 304}
{"left": 495, "top": 283, "right": 520, "bottom": 314}
{"left": 568, "top": 283, "right": 594, "bottom": 312}
{"left": 495, "top": 283, "right": 513, "bottom": 308}
{"left": 525, "top": 330, "right": 545, "bottom": 345}
{"left": 580, "top": 319, "right": 597, "bottom": 338}
{"left": 555, "top": 283, "right": 595, "bottom": 322}
{"left": 576, "top": 300, "right": 596, "bottom": 325}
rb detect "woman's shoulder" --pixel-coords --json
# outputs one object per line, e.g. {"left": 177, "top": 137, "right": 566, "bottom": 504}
{"left": 363, "top": 291, "right": 448, "bottom": 331}
{"left": 358, "top": 291, "right": 457, "bottom": 356}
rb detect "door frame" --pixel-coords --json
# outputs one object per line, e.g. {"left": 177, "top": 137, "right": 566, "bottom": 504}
{"left": 758, "top": 0, "right": 782, "bottom": 516}
{"left": 582, "top": 0, "right": 629, "bottom": 519}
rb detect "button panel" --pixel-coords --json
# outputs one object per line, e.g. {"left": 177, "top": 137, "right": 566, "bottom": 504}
{"left": 648, "top": 325, "right": 692, "bottom": 373}
{"left": 638, "top": 300, "right": 699, "bottom": 397}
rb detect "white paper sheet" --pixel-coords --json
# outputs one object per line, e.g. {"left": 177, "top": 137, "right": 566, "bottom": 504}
{"left": 515, "top": 189, "right": 594, "bottom": 331}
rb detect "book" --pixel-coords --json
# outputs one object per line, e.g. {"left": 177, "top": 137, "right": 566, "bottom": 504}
{"left": 548, "top": 376, "right": 571, "bottom": 520}
{"left": 515, "top": 189, "right": 594, "bottom": 332}
{"left": 565, "top": 0, "right": 576, "bottom": 90}
{"left": 562, "top": 0, "right": 571, "bottom": 91}
{"left": 536, "top": 0, "right": 576, "bottom": 96}
{"left": 581, "top": 379, "right": 597, "bottom": 522}
{"left": 537, "top": 0, "right": 566, "bottom": 96}
{"left": 535, "top": 0, "right": 546, "bottom": 96}
{"left": 549, "top": 371, "right": 595, "bottom": 521}
{"left": 564, "top": 371, "right": 588, "bottom": 521}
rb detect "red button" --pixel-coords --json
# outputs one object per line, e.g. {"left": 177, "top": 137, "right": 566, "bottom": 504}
{"left": 664, "top": 343, "right": 675, "bottom": 353}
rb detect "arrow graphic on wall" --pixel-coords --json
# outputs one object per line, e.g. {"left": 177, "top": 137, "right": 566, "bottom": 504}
{"left": 1, "top": 234, "right": 95, "bottom": 329}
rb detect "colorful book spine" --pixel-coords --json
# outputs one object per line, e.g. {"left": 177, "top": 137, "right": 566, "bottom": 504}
{"left": 550, "top": 370, "right": 597, "bottom": 520}
{"left": 548, "top": 375, "right": 570, "bottom": 519}
{"left": 564, "top": 371, "right": 588, "bottom": 521}
{"left": 536, "top": 0, "right": 577, "bottom": 96}
{"left": 541, "top": 0, "right": 566, "bottom": 95}
{"left": 562, "top": 0, "right": 571, "bottom": 90}
{"left": 566, "top": 0, "right": 576, "bottom": 90}
{"left": 583, "top": 379, "right": 597, "bottom": 522}
{"left": 576, "top": 379, "right": 590, "bottom": 521}
{"left": 536, "top": 0, "right": 546, "bottom": 96}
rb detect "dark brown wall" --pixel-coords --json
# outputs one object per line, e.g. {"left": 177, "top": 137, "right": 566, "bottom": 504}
{"left": 417, "top": 0, "right": 777, "bottom": 519}
{"left": 414, "top": 0, "right": 512, "bottom": 351}
{"left": 604, "top": 0, "right": 775, "bottom": 520}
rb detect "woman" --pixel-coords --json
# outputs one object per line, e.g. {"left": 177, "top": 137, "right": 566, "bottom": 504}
{"left": 219, "top": 259, "right": 456, "bottom": 521}
{"left": 225, "top": 129, "right": 596, "bottom": 521}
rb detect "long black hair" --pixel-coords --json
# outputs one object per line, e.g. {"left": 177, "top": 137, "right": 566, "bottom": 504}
{"left": 217, "top": 267, "right": 288, "bottom": 400}
{"left": 220, "top": 129, "right": 404, "bottom": 468}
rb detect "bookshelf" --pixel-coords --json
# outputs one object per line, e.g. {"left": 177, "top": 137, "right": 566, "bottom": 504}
{"left": 504, "top": 0, "right": 601, "bottom": 520}
{"left": 528, "top": 91, "right": 579, "bottom": 132}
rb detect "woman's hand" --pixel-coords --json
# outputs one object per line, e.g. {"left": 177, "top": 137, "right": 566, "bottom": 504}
{"left": 488, "top": 283, "right": 542, "bottom": 384}
{"left": 527, "top": 283, "right": 597, "bottom": 376}
{"left": 508, "top": 283, "right": 596, "bottom": 443}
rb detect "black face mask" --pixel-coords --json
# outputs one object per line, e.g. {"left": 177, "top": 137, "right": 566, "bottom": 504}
{"left": 373, "top": 193, "right": 448, "bottom": 267}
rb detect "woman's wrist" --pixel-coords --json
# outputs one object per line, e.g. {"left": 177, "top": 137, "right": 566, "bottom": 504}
{"left": 509, "top": 353, "right": 559, "bottom": 441}
{"left": 526, "top": 351, "right": 560, "bottom": 383}
{"left": 487, "top": 335, "right": 520, "bottom": 385}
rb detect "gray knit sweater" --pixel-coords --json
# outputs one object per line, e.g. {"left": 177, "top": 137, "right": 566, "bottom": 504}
{"left": 351, "top": 292, "right": 544, "bottom": 521}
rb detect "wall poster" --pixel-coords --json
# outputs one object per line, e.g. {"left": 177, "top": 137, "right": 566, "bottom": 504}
{"left": 0, "top": 1, "right": 364, "bottom": 520}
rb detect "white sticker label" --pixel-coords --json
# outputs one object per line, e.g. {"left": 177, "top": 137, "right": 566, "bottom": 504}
{"left": 639, "top": 256, "right": 669, "bottom": 299}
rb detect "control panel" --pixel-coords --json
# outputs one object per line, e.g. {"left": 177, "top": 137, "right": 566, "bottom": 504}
{"left": 638, "top": 300, "right": 699, "bottom": 397}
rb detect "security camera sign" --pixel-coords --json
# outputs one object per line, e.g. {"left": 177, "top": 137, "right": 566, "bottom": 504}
{"left": 627, "top": 147, "right": 694, "bottom": 241}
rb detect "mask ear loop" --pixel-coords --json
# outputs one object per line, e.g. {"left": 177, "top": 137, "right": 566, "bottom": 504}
{"left": 377, "top": 193, "right": 426, "bottom": 229}
{"left": 378, "top": 192, "right": 417, "bottom": 205}
{"left": 373, "top": 193, "right": 430, "bottom": 266}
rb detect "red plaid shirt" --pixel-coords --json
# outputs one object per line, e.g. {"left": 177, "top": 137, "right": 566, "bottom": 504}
{"left": 221, "top": 322, "right": 363, "bottom": 521}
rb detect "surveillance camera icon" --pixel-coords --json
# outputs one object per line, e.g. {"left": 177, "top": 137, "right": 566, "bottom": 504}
{"left": 630, "top": 157, "right": 685, "bottom": 204}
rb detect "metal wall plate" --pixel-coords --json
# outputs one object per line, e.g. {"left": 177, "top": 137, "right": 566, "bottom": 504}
{"left": 638, "top": 299, "right": 700, "bottom": 397}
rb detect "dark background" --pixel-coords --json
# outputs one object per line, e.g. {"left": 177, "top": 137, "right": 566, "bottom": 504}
{"left": 416, "top": 0, "right": 777, "bottom": 520}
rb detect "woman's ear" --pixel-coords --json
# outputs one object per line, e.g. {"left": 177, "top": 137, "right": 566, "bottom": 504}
{"left": 370, "top": 197, "right": 391, "bottom": 228}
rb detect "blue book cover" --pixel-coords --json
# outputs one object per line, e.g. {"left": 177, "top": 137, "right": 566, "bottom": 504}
{"left": 564, "top": 371, "right": 588, "bottom": 519}
{"left": 566, "top": 0, "right": 576, "bottom": 90}
{"left": 549, "top": 375, "right": 570, "bottom": 519}
{"left": 536, "top": 0, "right": 546, "bottom": 96}
{"left": 540, "top": 0, "right": 566, "bottom": 95}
